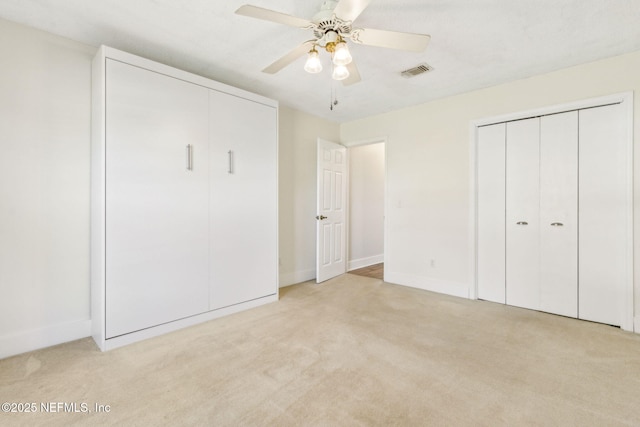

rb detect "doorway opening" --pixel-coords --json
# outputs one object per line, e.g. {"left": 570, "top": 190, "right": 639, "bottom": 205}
{"left": 349, "top": 263, "right": 384, "bottom": 280}
{"left": 346, "top": 140, "right": 386, "bottom": 280}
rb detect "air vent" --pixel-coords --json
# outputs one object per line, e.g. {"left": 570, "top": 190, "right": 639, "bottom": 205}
{"left": 400, "top": 63, "right": 433, "bottom": 78}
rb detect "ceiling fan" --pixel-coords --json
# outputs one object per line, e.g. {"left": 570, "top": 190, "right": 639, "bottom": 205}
{"left": 235, "top": 0, "right": 431, "bottom": 85}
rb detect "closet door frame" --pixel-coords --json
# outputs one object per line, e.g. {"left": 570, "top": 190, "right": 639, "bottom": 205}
{"left": 469, "top": 92, "right": 633, "bottom": 332}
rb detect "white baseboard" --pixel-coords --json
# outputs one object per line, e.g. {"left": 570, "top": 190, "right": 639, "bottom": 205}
{"left": 0, "top": 319, "right": 92, "bottom": 360}
{"left": 385, "top": 271, "right": 470, "bottom": 299}
{"left": 634, "top": 315, "right": 640, "bottom": 334}
{"left": 279, "top": 268, "right": 315, "bottom": 288}
{"left": 348, "top": 254, "right": 384, "bottom": 271}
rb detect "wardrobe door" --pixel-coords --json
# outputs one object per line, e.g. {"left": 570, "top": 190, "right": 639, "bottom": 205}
{"left": 579, "top": 104, "right": 627, "bottom": 326}
{"left": 209, "top": 90, "right": 277, "bottom": 310}
{"left": 539, "top": 112, "right": 578, "bottom": 317}
{"left": 105, "top": 59, "right": 210, "bottom": 338}
{"left": 477, "top": 123, "right": 506, "bottom": 303}
{"left": 505, "top": 118, "right": 540, "bottom": 311}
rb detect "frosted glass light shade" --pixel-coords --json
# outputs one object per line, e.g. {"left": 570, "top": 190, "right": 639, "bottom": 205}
{"left": 332, "top": 64, "right": 350, "bottom": 81}
{"left": 332, "top": 42, "right": 352, "bottom": 66}
{"left": 304, "top": 50, "right": 323, "bottom": 73}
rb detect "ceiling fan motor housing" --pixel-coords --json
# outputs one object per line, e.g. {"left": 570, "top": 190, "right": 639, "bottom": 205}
{"left": 313, "top": 18, "right": 352, "bottom": 40}
{"left": 312, "top": 0, "right": 352, "bottom": 40}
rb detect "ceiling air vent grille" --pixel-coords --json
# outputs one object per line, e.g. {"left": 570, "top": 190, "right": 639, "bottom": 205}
{"left": 400, "top": 63, "right": 433, "bottom": 78}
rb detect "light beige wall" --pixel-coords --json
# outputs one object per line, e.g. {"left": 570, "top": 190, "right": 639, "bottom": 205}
{"left": 341, "top": 50, "right": 640, "bottom": 325}
{"left": 0, "top": 18, "right": 95, "bottom": 358}
{"left": 279, "top": 107, "right": 340, "bottom": 286}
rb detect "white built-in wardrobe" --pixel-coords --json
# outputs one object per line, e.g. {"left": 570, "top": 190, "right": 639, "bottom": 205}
{"left": 91, "top": 46, "right": 278, "bottom": 350}
{"left": 476, "top": 95, "right": 632, "bottom": 329}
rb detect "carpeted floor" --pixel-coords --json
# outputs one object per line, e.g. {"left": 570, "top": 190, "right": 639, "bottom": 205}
{"left": 1, "top": 273, "right": 640, "bottom": 426}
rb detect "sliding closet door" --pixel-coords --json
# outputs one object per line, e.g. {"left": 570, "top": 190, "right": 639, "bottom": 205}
{"left": 578, "top": 104, "right": 627, "bottom": 326}
{"left": 477, "top": 123, "right": 506, "bottom": 303}
{"left": 539, "top": 112, "right": 578, "bottom": 317}
{"left": 505, "top": 118, "right": 540, "bottom": 311}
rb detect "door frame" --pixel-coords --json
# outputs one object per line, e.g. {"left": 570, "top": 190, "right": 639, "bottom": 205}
{"left": 342, "top": 136, "right": 388, "bottom": 281}
{"left": 469, "top": 92, "right": 634, "bottom": 332}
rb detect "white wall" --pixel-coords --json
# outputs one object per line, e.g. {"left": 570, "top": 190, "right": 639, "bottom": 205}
{"left": 341, "top": 50, "right": 640, "bottom": 323}
{"left": 348, "top": 142, "right": 385, "bottom": 270}
{"left": 0, "top": 18, "right": 95, "bottom": 358}
{"left": 278, "top": 107, "right": 340, "bottom": 286}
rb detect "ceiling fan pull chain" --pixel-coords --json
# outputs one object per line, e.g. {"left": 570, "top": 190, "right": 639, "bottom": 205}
{"left": 330, "top": 81, "right": 339, "bottom": 111}
{"left": 330, "top": 82, "right": 334, "bottom": 110}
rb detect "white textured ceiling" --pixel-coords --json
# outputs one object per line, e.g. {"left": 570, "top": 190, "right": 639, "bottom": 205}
{"left": 1, "top": 0, "right": 639, "bottom": 122}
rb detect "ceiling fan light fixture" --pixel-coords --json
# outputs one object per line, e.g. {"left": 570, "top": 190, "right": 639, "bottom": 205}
{"left": 332, "top": 41, "right": 352, "bottom": 65}
{"left": 238, "top": 0, "right": 431, "bottom": 86}
{"left": 304, "top": 48, "right": 323, "bottom": 74}
{"left": 332, "top": 64, "right": 350, "bottom": 81}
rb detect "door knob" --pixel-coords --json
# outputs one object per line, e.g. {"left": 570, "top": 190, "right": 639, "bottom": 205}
{"left": 516, "top": 221, "right": 528, "bottom": 225}
{"left": 316, "top": 215, "right": 327, "bottom": 220}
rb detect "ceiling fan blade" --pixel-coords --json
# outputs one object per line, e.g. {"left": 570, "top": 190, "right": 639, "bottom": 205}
{"left": 342, "top": 61, "right": 361, "bottom": 86}
{"left": 333, "top": 0, "right": 371, "bottom": 22}
{"left": 235, "top": 5, "right": 312, "bottom": 28}
{"left": 262, "top": 41, "right": 315, "bottom": 74}
{"left": 352, "top": 28, "right": 430, "bottom": 52}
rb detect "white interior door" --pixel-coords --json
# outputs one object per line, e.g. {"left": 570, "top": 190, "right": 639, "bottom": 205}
{"left": 105, "top": 59, "right": 210, "bottom": 338}
{"left": 578, "top": 103, "right": 627, "bottom": 326}
{"left": 539, "top": 111, "right": 578, "bottom": 317}
{"left": 316, "top": 139, "right": 347, "bottom": 283}
{"left": 476, "top": 123, "right": 506, "bottom": 303}
{"left": 505, "top": 118, "right": 540, "bottom": 311}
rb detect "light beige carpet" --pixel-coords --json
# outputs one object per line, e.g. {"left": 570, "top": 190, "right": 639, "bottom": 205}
{"left": 1, "top": 273, "right": 640, "bottom": 426}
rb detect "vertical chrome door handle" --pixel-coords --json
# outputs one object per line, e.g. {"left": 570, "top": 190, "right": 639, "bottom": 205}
{"left": 228, "top": 150, "right": 234, "bottom": 174}
{"left": 186, "top": 144, "right": 193, "bottom": 171}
